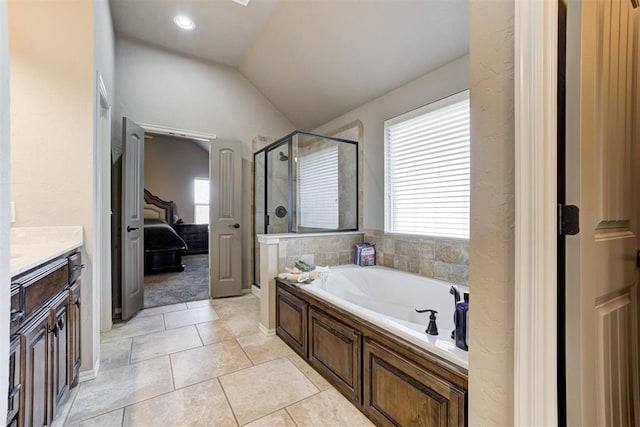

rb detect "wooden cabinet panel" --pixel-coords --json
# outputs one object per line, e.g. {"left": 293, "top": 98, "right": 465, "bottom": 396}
{"left": 21, "top": 310, "right": 51, "bottom": 427}
{"left": 50, "top": 293, "right": 70, "bottom": 415}
{"left": 22, "top": 260, "right": 68, "bottom": 321}
{"left": 68, "top": 281, "right": 81, "bottom": 387}
{"left": 276, "top": 287, "right": 308, "bottom": 357}
{"left": 7, "top": 337, "right": 21, "bottom": 426}
{"left": 363, "top": 339, "right": 466, "bottom": 427}
{"left": 309, "top": 307, "right": 361, "bottom": 404}
{"left": 10, "top": 285, "right": 24, "bottom": 336}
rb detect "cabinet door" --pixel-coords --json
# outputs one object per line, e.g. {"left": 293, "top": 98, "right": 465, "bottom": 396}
{"left": 50, "top": 293, "right": 70, "bottom": 415}
{"left": 276, "top": 287, "right": 308, "bottom": 357}
{"left": 68, "top": 281, "right": 81, "bottom": 387}
{"left": 309, "top": 307, "right": 361, "bottom": 404}
{"left": 363, "top": 339, "right": 467, "bottom": 427}
{"left": 7, "top": 337, "right": 21, "bottom": 426}
{"left": 21, "top": 310, "right": 51, "bottom": 427}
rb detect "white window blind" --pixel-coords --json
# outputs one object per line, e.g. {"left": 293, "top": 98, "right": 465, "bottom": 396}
{"left": 297, "top": 146, "right": 339, "bottom": 229}
{"left": 194, "top": 178, "right": 209, "bottom": 224}
{"left": 384, "top": 90, "right": 470, "bottom": 239}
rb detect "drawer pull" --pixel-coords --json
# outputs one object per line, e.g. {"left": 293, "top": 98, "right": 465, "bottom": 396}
{"left": 49, "top": 323, "right": 58, "bottom": 336}
{"left": 10, "top": 309, "right": 24, "bottom": 322}
{"left": 58, "top": 318, "right": 65, "bottom": 330}
{"left": 72, "top": 264, "right": 85, "bottom": 272}
{"left": 74, "top": 297, "right": 81, "bottom": 308}
{"left": 8, "top": 383, "right": 21, "bottom": 399}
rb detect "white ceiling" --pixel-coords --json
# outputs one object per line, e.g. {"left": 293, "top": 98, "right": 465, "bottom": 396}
{"left": 109, "top": 0, "right": 469, "bottom": 130}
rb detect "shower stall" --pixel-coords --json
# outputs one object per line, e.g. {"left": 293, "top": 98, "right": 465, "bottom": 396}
{"left": 253, "top": 131, "right": 358, "bottom": 285}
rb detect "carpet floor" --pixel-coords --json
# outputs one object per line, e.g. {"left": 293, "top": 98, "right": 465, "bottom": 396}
{"left": 143, "top": 254, "right": 209, "bottom": 308}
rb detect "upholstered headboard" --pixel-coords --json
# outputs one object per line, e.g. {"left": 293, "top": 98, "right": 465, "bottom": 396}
{"left": 143, "top": 189, "right": 178, "bottom": 224}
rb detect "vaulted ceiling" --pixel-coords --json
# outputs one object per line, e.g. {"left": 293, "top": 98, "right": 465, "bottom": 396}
{"left": 109, "top": 0, "right": 469, "bottom": 130}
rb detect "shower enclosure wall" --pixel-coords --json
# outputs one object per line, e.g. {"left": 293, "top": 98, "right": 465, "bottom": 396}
{"left": 254, "top": 131, "right": 358, "bottom": 285}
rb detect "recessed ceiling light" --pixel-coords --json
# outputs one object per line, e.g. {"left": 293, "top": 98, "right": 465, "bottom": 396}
{"left": 232, "top": 0, "right": 250, "bottom": 6}
{"left": 173, "top": 15, "right": 196, "bottom": 31}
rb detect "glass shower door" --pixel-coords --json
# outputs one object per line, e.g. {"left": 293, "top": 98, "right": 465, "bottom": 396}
{"left": 266, "top": 143, "right": 290, "bottom": 234}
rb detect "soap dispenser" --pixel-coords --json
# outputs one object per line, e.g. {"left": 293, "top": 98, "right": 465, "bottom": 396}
{"left": 454, "top": 292, "right": 469, "bottom": 351}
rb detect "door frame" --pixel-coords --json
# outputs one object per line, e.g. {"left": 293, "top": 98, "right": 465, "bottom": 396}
{"left": 514, "top": 1, "right": 559, "bottom": 425}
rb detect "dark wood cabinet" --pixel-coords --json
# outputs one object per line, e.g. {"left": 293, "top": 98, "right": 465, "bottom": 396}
{"left": 68, "top": 282, "right": 81, "bottom": 387}
{"left": 309, "top": 307, "right": 361, "bottom": 404}
{"left": 173, "top": 223, "right": 208, "bottom": 254}
{"left": 275, "top": 278, "right": 468, "bottom": 426}
{"left": 20, "top": 310, "right": 51, "bottom": 427}
{"left": 7, "top": 337, "right": 21, "bottom": 426}
{"left": 363, "top": 339, "right": 466, "bottom": 426}
{"left": 8, "top": 251, "right": 82, "bottom": 427}
{"left": 276, "top": 287, "right": 308, "bottom": 357}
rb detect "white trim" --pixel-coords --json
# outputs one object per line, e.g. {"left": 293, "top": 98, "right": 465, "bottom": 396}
{"left": 514, "top": 1, "right": 559, "bottom": 426}
{"left": 251, "top": 285, "right": 261, "bottom": 298}
{"left": 138, "top": 122, "right": 216, "bottom": 142}
{"left": 78, "top": 360, "right": 100, "bottom": 383}
{"left": 258, "top": 323, "right": 276, "bottom": 336}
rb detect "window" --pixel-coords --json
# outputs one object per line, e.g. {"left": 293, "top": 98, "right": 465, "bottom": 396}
{"left": 384, "top": 90, "right": 470, "bottom": 239}
{"left": 194, "top": 178, "right": 209, "bottom": 224}
{"left": 297, "top": 146, "right": 339, "bottom": 229}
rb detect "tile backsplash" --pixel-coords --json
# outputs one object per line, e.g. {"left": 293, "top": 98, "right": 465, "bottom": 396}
{"left": 277, "top": 233, "right": 364, "bottom": 272}
{"left": 363, "top": 229, "right": 469, "bottom": 286}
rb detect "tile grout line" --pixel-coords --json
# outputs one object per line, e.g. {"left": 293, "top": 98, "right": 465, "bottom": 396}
{"left": 216, "top": 377, "right": 241, "bottom": 426}
{"left": 284, "top": 406, "right": 302, "bottom": 427}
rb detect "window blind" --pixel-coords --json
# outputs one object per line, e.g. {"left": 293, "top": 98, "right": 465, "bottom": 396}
{"left": 297, "top": 147, "right": 339, "bottom": 229}
{"left": 194, "top": 178, "right": 209, "bottom": 224}
{"left": 384, "top": 90, "right": 470, "bottom": 239}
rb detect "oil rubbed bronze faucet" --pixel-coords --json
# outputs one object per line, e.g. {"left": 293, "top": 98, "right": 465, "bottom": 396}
{"left": 415, "top": 308, "right": 439, "bottom": 335}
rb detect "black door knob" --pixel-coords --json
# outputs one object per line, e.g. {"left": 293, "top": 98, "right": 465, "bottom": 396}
{"left": 232, "top": 223, "right": 240, "bottom": 229}
{"left": 127, "top": 226, "right": 139, "bottom": 232}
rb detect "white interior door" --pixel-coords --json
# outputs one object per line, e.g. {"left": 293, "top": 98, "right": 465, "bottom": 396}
{"left": 210, "top": 140, "right": 242, "bottom": 298}
{"left": 121, "top": 117, "right": 145, "bottom": 319}
{"left": 565, "top": 1, "right": 640, "bottom": 425}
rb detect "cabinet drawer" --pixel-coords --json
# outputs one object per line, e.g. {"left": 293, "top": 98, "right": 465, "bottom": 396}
{"left": 276, "top": 287, "right": 308, "bottom": 357}
{"left": 68, "top": 252, "right": 83, "bottom": 284}
{"left": 363, "top": 339, "right": 467, "bottom": 427}
{"left": 309, "top": 307, "right": 361, "bottom": 404}
{"left": 10, "top": 285, "right": 24, "bottom": 335}
{"left": 22, "top": 259, "right": 68, "bottom": 320}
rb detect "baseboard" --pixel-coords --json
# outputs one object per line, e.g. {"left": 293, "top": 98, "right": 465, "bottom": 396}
{"left": 79, "top": 360, "right": 100, "bottom": 383}
{"left": 251, "top": 285, "right": 261, "bottom": 298}
{"left": 241, "top": 288, "right": 252, "bottom": 294}
{"left": 258, "top": 322, "right": 275, "bottom": 336}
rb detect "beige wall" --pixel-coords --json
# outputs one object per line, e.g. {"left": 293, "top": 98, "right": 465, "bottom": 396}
{"left": 468, "top": 1, "right": 515, "bottom": 425}
{"left": 144, "top": 135, "right": 209, "bottom": 224}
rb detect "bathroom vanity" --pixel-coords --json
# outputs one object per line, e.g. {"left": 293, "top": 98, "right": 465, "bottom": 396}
{"left": 7, "top": 227, "right": 83, "bottom": 427}
{"left": 276, "top": 278, "right": 468, "bottom": 426}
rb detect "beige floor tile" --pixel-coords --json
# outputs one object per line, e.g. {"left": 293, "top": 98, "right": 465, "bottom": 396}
{"left": 219, "top": 358, "right": 318, "bottom": 425}
{"left": 51, "top": 384, "right": 79, "bottom": 427}
{"left": 164, "top": 305, "right": 220, "bottom": 329}
{"left": 101, "top": 315, "right": 165, "bottom": 343}
{"left": 68, "top": 409, "right": 123, "bottom": 427}
{"left": 286, "top": 388, "right": 374, "bottom": 427}
{"left": 212, "top": 298, "right": 260, "bottom": 320}
{"left": 123, "top": 379, "right": 236, "bottom": 427}
{"left": 186, "top": 299, "right": 213, "bottom": 309}
{"left": 99, "top": 338, "right": 132, "bottom": 371}
{"left": 130, "top": 325, "right": 202, "bottom": 363}
{"left": 243, "top": 410, "right": 297, "bottom": 427}
{"left": 236, "top": 333, "right": 294, "bottom": 365}
{"left": 287, "top": 355, "right": 332, "bottom": 391}
{"left": 197, "top": 315, "right": 260, "bottom": 343}
{"left": 66, "top": 356, "right": 174, "bottom": 424}
{"left": 137, "top": 302, "right": 188, "bottom": 317}
{"left": 171, "top": 340, "right": 252, "bottom": 389}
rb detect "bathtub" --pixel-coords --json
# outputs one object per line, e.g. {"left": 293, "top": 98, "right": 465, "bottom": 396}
{"left": 301, "top": 264, "right": 469, "bottom": 369}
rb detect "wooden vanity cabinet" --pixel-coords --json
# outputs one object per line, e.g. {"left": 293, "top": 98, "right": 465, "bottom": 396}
{"left": 49, "top": 293, "right": 70, "bottom": 416}
{"left": 7, "top": 337, "right": 21, "bottom": 427}
{"left": 276, "top": 287, "right": 308, "bottom": 357}
{"left": 20, "top": 310, "right": 51, "bottom": 427}
{"left": 68, "top": 281, "right": 81, "bottom": 387}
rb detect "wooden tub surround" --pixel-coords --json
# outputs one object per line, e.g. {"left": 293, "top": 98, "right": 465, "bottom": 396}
{"left": 276, "top": 278, "right": 468, "bottom": 427}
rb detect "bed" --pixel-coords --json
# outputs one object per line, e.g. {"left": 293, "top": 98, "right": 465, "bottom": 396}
{"left": 143, "top": 189, "right": 188, "bottom": 275}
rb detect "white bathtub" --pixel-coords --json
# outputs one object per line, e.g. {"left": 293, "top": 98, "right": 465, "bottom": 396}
{"left": 302, "top": 264, "right": 469, "bottom": 369}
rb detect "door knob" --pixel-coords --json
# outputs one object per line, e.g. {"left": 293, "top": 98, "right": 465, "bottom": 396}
{"left": 230, "top": 223, "right": 240, "bottom": 229}
{"left": 127, "top": 226, "right": 139, "bottom": 232}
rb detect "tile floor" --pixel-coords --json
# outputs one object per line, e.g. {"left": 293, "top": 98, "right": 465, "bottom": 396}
{"left": 53, "top": 294, "right": 374, "bottom": 427}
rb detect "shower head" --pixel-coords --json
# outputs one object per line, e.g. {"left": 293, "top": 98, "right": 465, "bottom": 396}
{"left": 279, "top": 151, "right": 288, "bottom": 161}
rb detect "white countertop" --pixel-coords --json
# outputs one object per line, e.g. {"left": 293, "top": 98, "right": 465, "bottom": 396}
{"left": 10, "top": 226, "right": 84, "bottom": 277}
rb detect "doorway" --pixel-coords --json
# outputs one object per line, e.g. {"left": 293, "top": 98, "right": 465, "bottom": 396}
{"left": 142, "top": 132, "right": 211, "bottom": 308}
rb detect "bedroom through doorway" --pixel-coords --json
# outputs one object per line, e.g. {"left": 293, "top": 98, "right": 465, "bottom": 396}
{"left": 142, "top": 132, "right": 211, "bottom": 308}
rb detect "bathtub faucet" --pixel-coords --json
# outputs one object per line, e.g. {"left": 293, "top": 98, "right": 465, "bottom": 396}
{"left": 450, "top": 286, "right": 460, "bottom": 339}
{"left": 415, "top": 308, "right": 439, "bottom": 336}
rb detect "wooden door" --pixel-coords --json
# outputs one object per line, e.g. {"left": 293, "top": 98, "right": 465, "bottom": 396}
{"left": 121, "top": 117, "right": 145, "bottom": 319}
{"left": 21, "top": 310, "right": 51, "bottom": 427}
{"left": 565, "top": 0, "right": 640, "bottom": 424}
{"left": 210, "top": 140, "right": 242, "bottom": 297}
{"left": 69, "top": 281, "right": 81, "bottom": 386}
{"left": 50, "top": 293, "right": 69, "bottom": 414}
